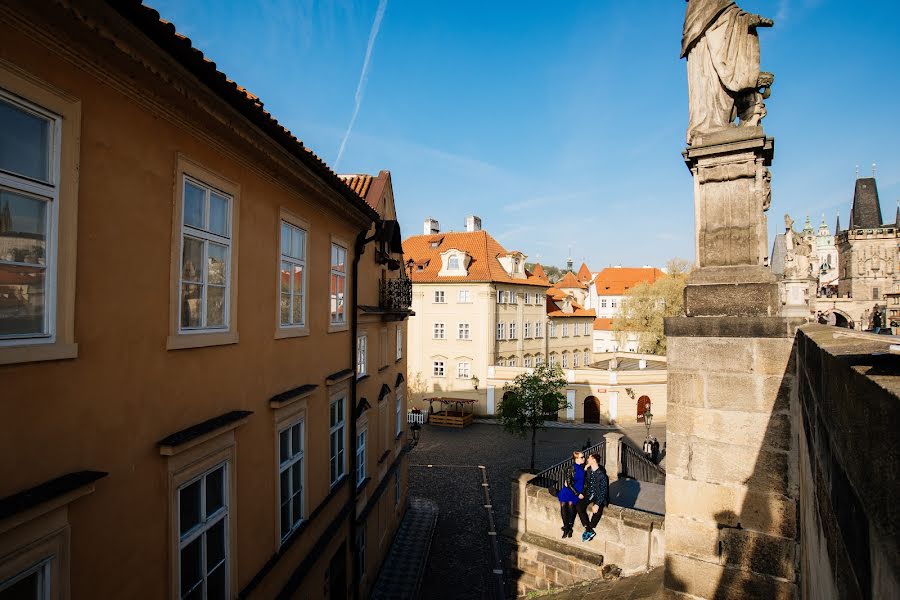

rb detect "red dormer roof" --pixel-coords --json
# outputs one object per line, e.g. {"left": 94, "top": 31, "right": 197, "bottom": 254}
{"left": 557, "top": 271, "right": 588, "bottom": 289}
{"left": 593, "top": 267, "right": 666, "bottom": 295}
{"left": 576, "top": 262, "right": 592, "bottom": 283}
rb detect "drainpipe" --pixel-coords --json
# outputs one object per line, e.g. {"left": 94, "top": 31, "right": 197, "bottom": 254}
{"left": 349, "top": 224, "right": 377, "bottom": 600}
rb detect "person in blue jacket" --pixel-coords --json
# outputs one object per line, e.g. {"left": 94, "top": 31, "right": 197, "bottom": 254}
{"left": 557, "top": 451, "right": 585, "bottom": 538}
{"left": 577, "top": 454, "right": 609, "bottom": 542}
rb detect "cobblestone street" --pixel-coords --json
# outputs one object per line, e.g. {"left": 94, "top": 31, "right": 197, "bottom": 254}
{"left": 407, "top": 421, "right": 666, "bottom": 599}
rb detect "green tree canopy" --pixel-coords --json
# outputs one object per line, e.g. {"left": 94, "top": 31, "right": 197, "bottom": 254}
{"left": 497, "top": 363, "right": 569, "bottom": 471}
{"left": 612, "top": 258, "right": 689, "bottom": 355}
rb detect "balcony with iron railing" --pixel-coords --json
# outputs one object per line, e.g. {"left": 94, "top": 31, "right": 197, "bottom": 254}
{"left": 379, "top": 277, "right": 412, "bottom": 312}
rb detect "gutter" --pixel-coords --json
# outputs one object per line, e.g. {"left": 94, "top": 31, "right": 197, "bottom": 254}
{"left": 349, "top": 224, "right": 379, "bottom": 600}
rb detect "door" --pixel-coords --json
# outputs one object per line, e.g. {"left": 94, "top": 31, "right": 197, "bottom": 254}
{"left": 566, "top": 390, "right": 576, "bottom": 422}
{"left": 637, "top": 396, "right": 651, "bottom": 422}
{"left": 583, "top": 396, "right": 601, "bottom": 424}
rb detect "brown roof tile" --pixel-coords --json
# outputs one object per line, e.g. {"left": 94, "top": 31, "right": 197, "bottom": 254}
{"left": 593, "top": 267, "right": 666, "bottom": 296}
{"left": 557, "top": 271, "right": 588, "bottom": 289}
{"left": 576, "top": 262, "right": 593, "bottom": 283}
{"left": 593, "top": 318, "right": 613, "bottom": 331}
{"left": 403, "top": 231, "right": 549, "bottom": 287}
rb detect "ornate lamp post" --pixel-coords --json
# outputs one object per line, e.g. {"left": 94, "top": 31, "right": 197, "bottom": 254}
{"left": 644, "top": 409, "right": 653, "bottom": 440}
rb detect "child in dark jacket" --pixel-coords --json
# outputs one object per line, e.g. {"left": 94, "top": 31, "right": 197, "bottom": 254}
{"left": 577, "top": 454, "right": 609, "bottom": 541}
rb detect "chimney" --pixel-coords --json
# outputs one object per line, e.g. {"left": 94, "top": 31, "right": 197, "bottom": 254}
{"left": 424, "top": 217, "right": 440, "bottom": 235}
{"left": 465, "top": 215, "right": 482, "bottom": 232}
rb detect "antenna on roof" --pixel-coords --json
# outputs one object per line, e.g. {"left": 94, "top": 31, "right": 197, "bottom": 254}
{"left": 855, "top": 165, "right": 859, "bottom": 179}
{"left": 872, "top": 163, "right": 877, "bottom": 178}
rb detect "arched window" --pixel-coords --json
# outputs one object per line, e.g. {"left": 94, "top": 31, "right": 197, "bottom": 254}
{"left": 448, "top": 255, "right": 460, "bottom": 270}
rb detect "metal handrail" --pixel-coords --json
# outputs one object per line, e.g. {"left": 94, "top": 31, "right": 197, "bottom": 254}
{"left": 620, "top": 443, "right": 666, "bottom": 485}
{"left": 528, "top": 441, "right": 606, "bottom": 490}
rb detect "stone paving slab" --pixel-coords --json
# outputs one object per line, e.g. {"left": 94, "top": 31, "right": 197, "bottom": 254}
{"left": 370, "top": 496, "right": 439, "bottom": 600}
{"left": 526, "top": 567, "right": 663, "bottom": 600}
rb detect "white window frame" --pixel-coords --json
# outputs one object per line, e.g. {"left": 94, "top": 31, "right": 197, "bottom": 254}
{"left": 601, "top": 299, "right": 608, "bottom": 308}
{"left": 549, "top": 353, "right": 557, "bottom": 366}
{"left": 509, "top": 322, "right": 517, "bottom": 339}
{"left": 356, "top": 426, "right": 367, "bottom": 486}
{"left": 573, "top": 352, "right": 580, "bottom": 368}
{"left": 0, "top": 91, "right": 61, "bottom": 346}
{"left": 536, "top": 321, "right": 543, "bottom": 338}
{"left": 458, "top": 322, "right": 470, "bottom": 340}
{"left": 356, "top": 334, "right": 367, "bottom": 378}
{"left": 357, "top": 523, "right": 367, "bottom": 582}
{"left": 434, "top": 290, "right": 445, "bottom": 303}
{"left": 396, "top": 326, "right": 403, "bottom": 360}
{"left": 458, "top": 289, "right": 471, "bottom": 303}
{"left": 611, "top": 299, "right": 617, "bottom": 309}
{"left": 524, "top": 322, "right": 531, "bottom": 338}
{"left": 535, "top": 354, "right": 544, "bottom": 366}
{"left": 457, "top": 361, "right": 471, "bottom": 379}
{"left": 524, "top": 292, "right": 531, "bottom": 305}
{"left": 278, "top": 219, "right": 307, "bottom": 330}
{"left": 177, "top": 462, "right": 230, "bottom": 600}
{"left": 496, "top": 322, "right": 504, "bottom": 340}
{"left": 524, "top": 356, "right": 532, "bottom": 368}
{"left": 330, "top": 242, "right": 348, "bottom": 327}
{"left": 329, "top": 395, "right": 346, "bottom": 486}
{"left": 549, "top": 322, "right": 556, "bottom": 338}
{"left": 562, "top": 323, "right": 569, "bottom": 337}
{"left": 178, "top": 175, "right": 233, "bottom": 334}
{"left": 433, "top": 322, "right": 445, "bottom": 339}
{"left": 278, "top": 419, "right": 305, "bottom": 541}
{"left": 508, "top": 291, "right": 517, "bottom": 304}
{"left": 496, "top": 290, "right": 503, "bottom": 304}
{"left": 432, "top": 360, "right": 445, "bottom": 377}
{"left": 562, "top": 352, "right": 569, "bottom": 368}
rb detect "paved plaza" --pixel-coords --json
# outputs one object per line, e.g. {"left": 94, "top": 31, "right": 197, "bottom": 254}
{"left": 406, "top": 421, "right": 666, "bottom": 599}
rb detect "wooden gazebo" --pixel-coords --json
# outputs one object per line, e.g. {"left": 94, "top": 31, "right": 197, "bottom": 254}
{"left": 426, "top": 397, "right": 476, "bottom": 428}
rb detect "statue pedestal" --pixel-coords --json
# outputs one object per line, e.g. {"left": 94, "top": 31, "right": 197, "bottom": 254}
{"left": 781, "top": 277, "right": 815, "bottom": 319}
{"left": 683, "top": 127, "right": 778, "bottom": 316}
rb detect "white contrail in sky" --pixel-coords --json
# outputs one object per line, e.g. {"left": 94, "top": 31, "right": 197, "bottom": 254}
{"left": 335, "top": 0, "right": 388, "bottom": 169}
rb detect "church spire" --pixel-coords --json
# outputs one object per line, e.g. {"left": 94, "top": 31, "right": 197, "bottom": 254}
{"left": 835, "top": 211, "right": 841, "bottom": 234}
{"left": 895, "top": 200, "right": 899, "bottom": 228}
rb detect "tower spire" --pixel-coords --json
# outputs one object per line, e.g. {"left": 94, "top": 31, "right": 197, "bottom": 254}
{"left": 835, "top": 210, "right": 841, "bottom": 234}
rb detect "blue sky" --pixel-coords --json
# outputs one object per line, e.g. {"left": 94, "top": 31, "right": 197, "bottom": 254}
{"left": 150, "top": 0, "right": 900, "bottom": 269}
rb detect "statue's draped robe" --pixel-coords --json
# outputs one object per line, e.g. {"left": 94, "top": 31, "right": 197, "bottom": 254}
{"left": 683, "top": 0, "right": 761, "bottom": 144}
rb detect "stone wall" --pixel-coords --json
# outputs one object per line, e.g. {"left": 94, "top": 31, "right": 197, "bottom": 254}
{"left": 663, "top": 318, "right": 802, "bottom": 600}
{"left": 508, "top": 473, "right": 665, "bottom": 596}
{"left": 795, "top": 326, "right": 900, "bottom": 599}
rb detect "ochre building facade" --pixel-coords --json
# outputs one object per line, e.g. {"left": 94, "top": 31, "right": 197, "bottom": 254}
{"left": 0, "top": 2, "right": 410, "bottom": 599}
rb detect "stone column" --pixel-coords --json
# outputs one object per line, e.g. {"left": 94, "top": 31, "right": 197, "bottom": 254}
{"left": 604, "top": 432, "right": 623, "bottom": 481}
{"left": 664, "top": 128, "right": 803, "bottom": 600}
{"left": 509, "top": 471, "right": 532, "bottom": 535}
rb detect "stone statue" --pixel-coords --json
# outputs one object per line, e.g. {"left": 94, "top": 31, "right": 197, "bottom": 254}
{"left": 783, "top": 213, "right": 814, "bottom": 279}
{"left": 682, "top": 0, "right": 775, "bottom": 145}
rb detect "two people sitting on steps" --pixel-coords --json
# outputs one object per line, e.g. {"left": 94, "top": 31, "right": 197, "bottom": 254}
{"left": 558, "top": 451, "right": 610, "bottom": 541}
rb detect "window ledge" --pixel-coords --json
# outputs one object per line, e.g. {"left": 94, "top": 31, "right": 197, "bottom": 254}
{"left": 328, "top": 323, "right": 349, "bottom": 334}
{"left": 377, "top": 450, "right": 391, "bottom": 465}
{"left": 378, "top": 365, "right": 389, "bottom": 372}
{"left": 356, "top": 374, "right": 371, "bottom": 383}
{"left": 158, "top": 410, "right": 252, "bottom": 455}
{"left": 269, "top": 384, "right": 318, "bottom": 409}
{"left": 326, "top": 368, "right": 353, "bottom": 386}
{"left": 0, "top": 342, "right": 78, "bottom": 366}
{"left": 275, "top": 326, "right": 310, "bottom": 340}
{"left": 395, "top": 432, "right": 403, "bottom": 441}
{"left": 356, "top": 477, "right": 371, "bottom": 492}
{"left": 0, "top": 471, "right": 106, "bottom": 535}
{"left": 167, "top": 331, "right": 238, "bottom": 350}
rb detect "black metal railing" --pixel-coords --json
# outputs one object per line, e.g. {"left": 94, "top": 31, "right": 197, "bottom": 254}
{"left": 379, "top": 277, "right": 412, "bottom": 311}
{"left": 529, "top": 441, "right": 606, "bottom": 490}
{"left": 620, "top": 443, "right": 666, "bottom": 485}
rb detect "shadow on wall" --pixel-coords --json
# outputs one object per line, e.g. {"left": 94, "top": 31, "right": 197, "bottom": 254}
{"left": 666, "top": 337, "right": 799, "bottom": 600}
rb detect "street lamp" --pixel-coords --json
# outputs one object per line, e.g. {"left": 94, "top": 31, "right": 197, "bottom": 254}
{"left": 410, "top": 422, "right": 421, "bottom": 445}
{"left": 644, "top": 409, "right": 653, "bottom": 440}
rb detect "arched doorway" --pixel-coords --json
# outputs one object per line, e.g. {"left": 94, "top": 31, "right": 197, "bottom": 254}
{"left": 584, "top": 396, "right": 601, "bottom": 424}
{"left": 637, "top": 396, "right": 651, "bottom": 422}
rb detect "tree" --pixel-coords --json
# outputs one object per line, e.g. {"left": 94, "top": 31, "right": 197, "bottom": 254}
{"left": 497, "top": 364, "right": 570, "bottom": 471}
{"left": 612, "top": 258, "right": 689, "bottom": 355}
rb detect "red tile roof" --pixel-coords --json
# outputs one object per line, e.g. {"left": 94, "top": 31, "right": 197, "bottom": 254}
{"left": 547, "top": 307, "right": 596, "bottom": 318}
{"left": 403, "top": 231, "right": 550, "bottom": 286}
{"left": 530, "top": 263, "right": 548, "bottom": 280}
{"left": 593, "top": 318, "right": 613, "bottom": 331}
{"left": 593, "top": 267, "right": 666, "bottom": 296}
{"left": 557, "top": 271, "right": 588, "bottom": 289}
{"left": 576, "top": 263, "right": 593, "bottom": 283}
{"left": 106, "top": 1, "right": 377, "bottom": 222}
{"left": 546, "top": 292, "right": 596, "bottom": 318}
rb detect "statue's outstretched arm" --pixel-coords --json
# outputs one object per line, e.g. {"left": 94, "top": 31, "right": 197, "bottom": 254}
{"left": 747, "top": 14, "right": 774, "bottom": 28}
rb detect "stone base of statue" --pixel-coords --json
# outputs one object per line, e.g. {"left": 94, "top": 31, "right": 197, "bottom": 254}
{"left": 781, "top": 277, "right": 816, "bottom": 319}
{"left": 683, "top": 127, "right": 778, "bottom": 316}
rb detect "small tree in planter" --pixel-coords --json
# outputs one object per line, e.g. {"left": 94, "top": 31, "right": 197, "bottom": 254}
{"left": 497, "top": 364, "right": 569, "bottom": 472}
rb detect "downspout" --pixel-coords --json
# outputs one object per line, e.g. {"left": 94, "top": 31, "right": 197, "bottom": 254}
{"left": 350, "top": 224, "right": 377, "bottom": 600}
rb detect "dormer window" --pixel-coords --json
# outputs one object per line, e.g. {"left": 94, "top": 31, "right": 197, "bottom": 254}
{"left": 438, "top": 249, "right": 469, "bottom": 277}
